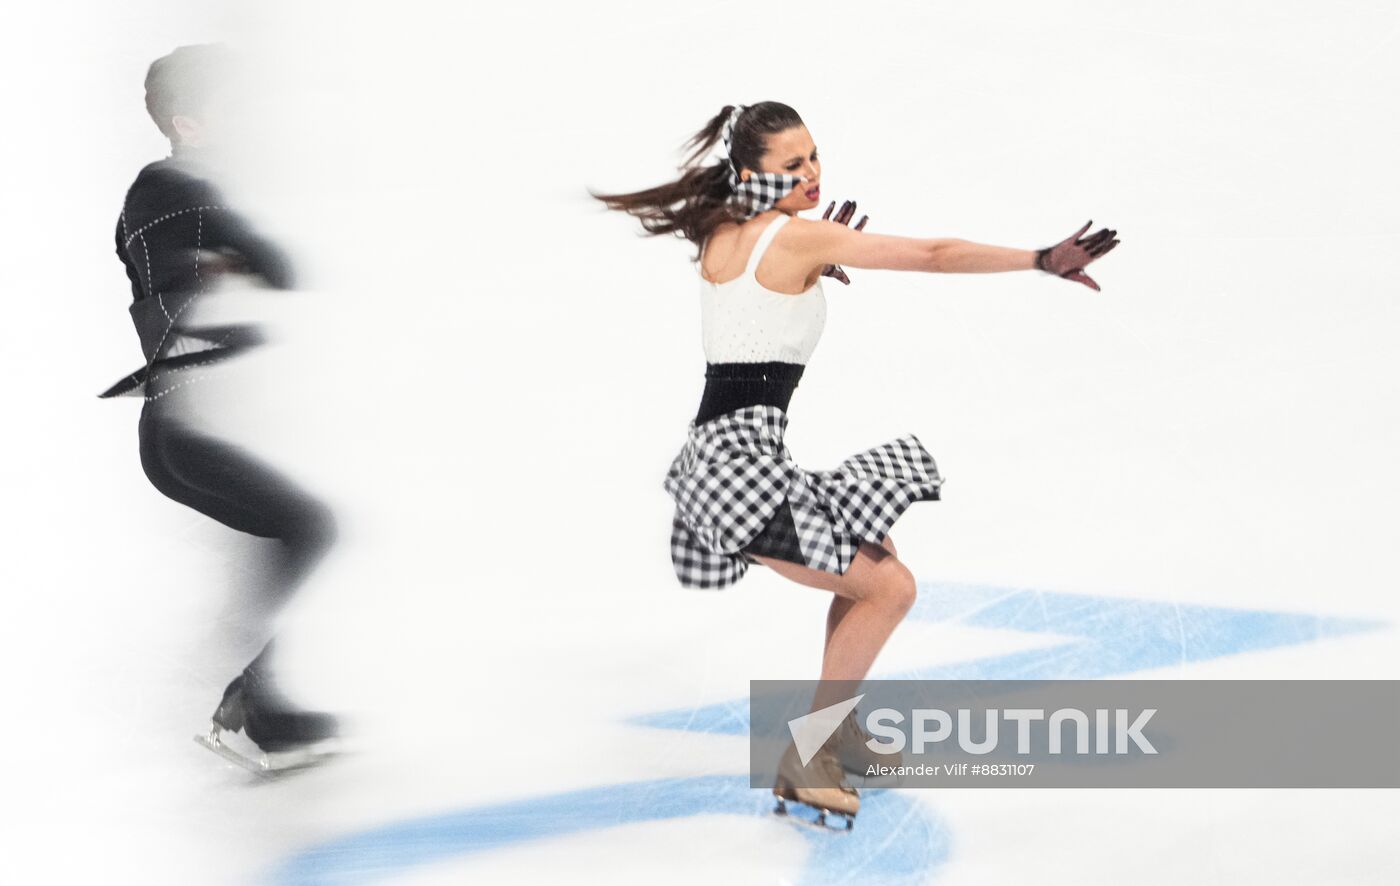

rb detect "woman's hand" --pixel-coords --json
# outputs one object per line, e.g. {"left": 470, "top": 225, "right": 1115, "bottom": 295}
{"left": 820, "top": 199, "right": 869, "bottom": 285}
{"left": 1035, "top": 221, "right": 1119, "bottom": 291}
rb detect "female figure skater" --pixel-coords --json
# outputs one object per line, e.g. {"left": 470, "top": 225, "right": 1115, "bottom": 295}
{"left": 593, "top": 102, "right": 1118, "bottom": 826}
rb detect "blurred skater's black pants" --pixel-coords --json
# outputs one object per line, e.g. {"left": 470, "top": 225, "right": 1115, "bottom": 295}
{"left": 138, "top": 397, "right": 335, "bottom": 689}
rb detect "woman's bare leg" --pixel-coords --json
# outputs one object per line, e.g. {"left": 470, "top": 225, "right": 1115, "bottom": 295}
{"left": 823, "top": 535, "right": 898, "bottom": 661}
{"left": 752, "top": 533, "right": 915, "bottom": 711}
{"left": 824, "top": 596, "right": 856, "bottom": 660}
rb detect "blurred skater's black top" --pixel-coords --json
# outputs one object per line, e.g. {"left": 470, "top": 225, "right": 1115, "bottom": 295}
{"left": 694, "top": 361, "right": 805, "bottom": 425}
{"left": 102, "top": 145, "right": 295, "bottom": 398}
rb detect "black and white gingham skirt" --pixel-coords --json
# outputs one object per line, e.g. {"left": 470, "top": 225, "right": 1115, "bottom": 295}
{"left": 662, "top": 404, "right": 943, "bottom": 589}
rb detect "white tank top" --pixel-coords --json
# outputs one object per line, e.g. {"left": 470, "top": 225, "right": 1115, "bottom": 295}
{"left": 699, "top": 213, "right": 827, "bottom": 365}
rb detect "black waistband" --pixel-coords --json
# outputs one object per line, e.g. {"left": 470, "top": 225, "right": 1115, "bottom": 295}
{"left": 694, "top": 361, "right": 805, "bottom": 424}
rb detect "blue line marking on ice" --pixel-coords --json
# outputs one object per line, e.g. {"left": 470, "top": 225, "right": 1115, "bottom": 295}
{"left": 270, "top": 776, "right": 946, "bottom": 886}
{"left": 634, "top": 581, "right": 1382, "bottom": 734}
{"left": 269, "top": 581, "right": 1384, "bottom": 885}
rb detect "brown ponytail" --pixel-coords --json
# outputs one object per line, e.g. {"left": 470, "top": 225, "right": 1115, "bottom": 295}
{"left": 590, "top": 101, "right": 805, "bottom": 261}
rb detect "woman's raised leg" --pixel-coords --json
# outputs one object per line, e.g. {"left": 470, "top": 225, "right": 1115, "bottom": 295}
{"left": 751, "top": 533, "right": 915, "bottom": 711}
{"left": 823, "top": 534, "right": 898, "bottom": 665}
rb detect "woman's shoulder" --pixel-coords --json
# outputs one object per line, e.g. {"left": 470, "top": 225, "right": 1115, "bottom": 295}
{"left": 768, "top": 213, "right": 839, "bottom": 258}
{"left": 713, "top": 210, "right": 787, "bottom": 236}
{"left": 701, "top": 212, "right": 797, "bottom": 278}
{"left": 756, "top": 212, "right": 818, "bottom": 255}
{"left": 774, "top": 212, "right": 818, "bottom": 235}
{"left": 718, "top": 211, "right": 796, "bottom": 247}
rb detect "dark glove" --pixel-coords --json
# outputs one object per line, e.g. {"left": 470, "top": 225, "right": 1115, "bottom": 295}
{"left": 1035, "top": 220, "right": 1119, "bottom": 291}
{"left": 820, "top": 199, "right": 869, "bottom": 285}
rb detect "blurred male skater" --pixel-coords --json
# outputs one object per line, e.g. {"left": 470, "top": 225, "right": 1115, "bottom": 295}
{"left": 103, "top": 43, "right": 339, "bottom": 770}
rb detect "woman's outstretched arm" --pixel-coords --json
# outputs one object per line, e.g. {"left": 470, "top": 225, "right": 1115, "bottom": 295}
{"left": 917, "top": 238, "right": 1038, "bottom": 273}
{"left": 792, "top": 218, "right": 1032, "bottom": 273}
{"left": 791, "top": 217, "right": 1118, "bottom": 288}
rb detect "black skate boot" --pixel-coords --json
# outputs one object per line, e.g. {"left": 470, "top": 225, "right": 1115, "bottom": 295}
{"left": 238, "top": 664, "right": 339, "bottom": 753}
{"left": 196, "top": 660, "right": 342, "bottom": 776}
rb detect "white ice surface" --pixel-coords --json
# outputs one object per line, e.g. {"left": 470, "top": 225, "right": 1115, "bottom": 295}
{"left": 2, "top": 1, "right": 1399, "bottom": 884}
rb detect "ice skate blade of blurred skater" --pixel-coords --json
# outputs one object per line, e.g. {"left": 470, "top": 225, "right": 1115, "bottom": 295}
{"left": 195, "top": 726, "right": 344, "bottom": 778}
{"left": 772, "top": 741, "right": 859, "bottom": 831}
{"left": 194, "top": 672, "right": 345, "bottom": 778}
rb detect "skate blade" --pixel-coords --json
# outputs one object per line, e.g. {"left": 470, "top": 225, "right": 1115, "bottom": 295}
{"left": 193, "top": 732, "right": 340, "bottom": 778}
{"left": 772, "top": 796, "right": 855, "bottom": 832}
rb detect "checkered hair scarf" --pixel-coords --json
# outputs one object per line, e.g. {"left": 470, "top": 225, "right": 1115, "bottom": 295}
{"left": 720, "top": 105, "right": 806, "bottom": 219}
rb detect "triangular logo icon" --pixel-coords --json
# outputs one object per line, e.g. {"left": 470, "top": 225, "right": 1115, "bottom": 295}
{"left": 786, "top": 694, "right": 864, "bottom": 766}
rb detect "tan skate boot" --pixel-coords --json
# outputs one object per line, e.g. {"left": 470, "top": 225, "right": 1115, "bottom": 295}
{"left": 772, "top": 739, "right": 860, "bottom": 829}
{"left": 835, "top": 708, "right": 904, "bottom": 776}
